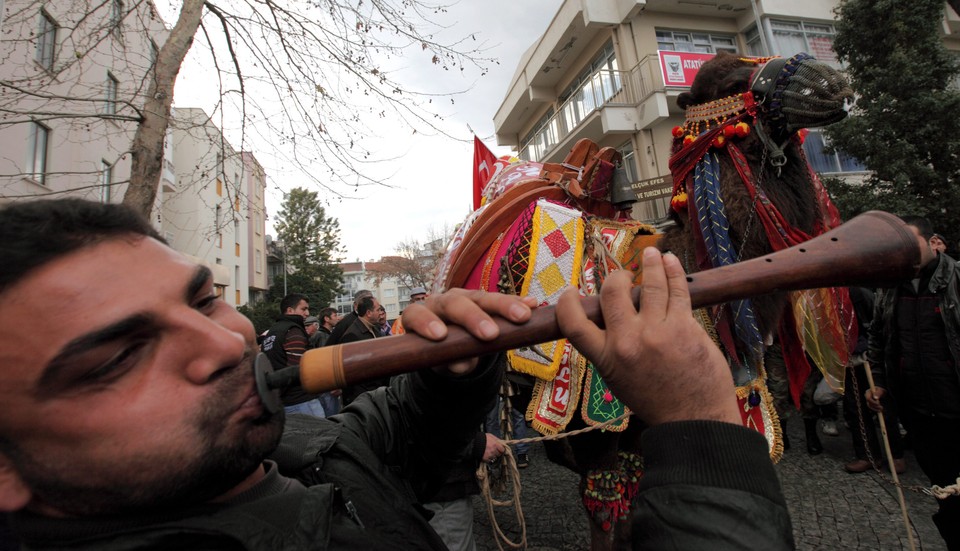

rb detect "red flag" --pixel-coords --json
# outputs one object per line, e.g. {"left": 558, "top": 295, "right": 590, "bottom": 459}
{"left": 473, "top": 136, "right": 497, "bottom": 210}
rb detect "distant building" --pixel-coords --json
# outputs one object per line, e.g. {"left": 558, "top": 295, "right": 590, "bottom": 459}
{"left": 0, "top": 0, "right": 169, "bottom": 206}
{"left": 334, "top": 261, "right": 417, "bottom": 321}
{"left": 243, "top": 152, "right": 269, "bottom": 303}
{"left": 163, "top": 107, "right": 268, "bottom": 307}
{"left": 494, "top": 0, "right": 959, "bottom": 223}
{"left": 0, "top": 1, "right": 271, "bottom": 307}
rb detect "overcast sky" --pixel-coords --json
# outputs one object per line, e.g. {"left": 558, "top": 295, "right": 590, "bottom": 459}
{"left": 163, "top": 1, "right": 562, "bottom": 262}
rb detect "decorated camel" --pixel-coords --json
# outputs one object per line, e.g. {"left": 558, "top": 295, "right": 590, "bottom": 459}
{"left": 431, "top": 51, "right": 856, "bottom": 549}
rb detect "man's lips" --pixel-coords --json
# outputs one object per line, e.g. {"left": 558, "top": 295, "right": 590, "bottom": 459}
{"left": 236, "top": 385, "right": 264, "bottom": 417}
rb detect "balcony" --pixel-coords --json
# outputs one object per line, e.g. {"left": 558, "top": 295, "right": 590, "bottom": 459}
{"left": 519, "top": 54, "right": 676, "bottom": 162}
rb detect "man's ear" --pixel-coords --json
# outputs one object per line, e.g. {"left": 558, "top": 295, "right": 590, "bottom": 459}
{"left": 0, "top": 452, "right": 31, "bottom": 511}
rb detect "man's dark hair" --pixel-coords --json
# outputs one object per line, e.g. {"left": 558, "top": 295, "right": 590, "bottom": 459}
{"left": 0, "top": 199, "right": 162, "bottom": 295}
{"left": 280, "top": 293, "right": 309, "bottom": 314}
{"left": 357, "top": 296, "right": 376, "bottom": 316}
{"left": 318, "top": 307, "right": 337, "bottom": 321}
{"left": 900, "top": 215, "right": 934, "bottom": 240}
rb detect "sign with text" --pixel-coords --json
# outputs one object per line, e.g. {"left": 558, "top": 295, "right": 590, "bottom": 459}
{"left": 658, "top": 51, "right": 716, "bottom": 87}
{"left": 631, "top": 175, "right": 673, "bottom": 202}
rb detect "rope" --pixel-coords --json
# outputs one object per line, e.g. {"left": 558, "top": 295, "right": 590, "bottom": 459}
{"left": 861, "top": 362, "right": 917, "bottom": 551}
{"left": 852, "top": 361, "right": 960, "bottom": 501}
{"left": 477, "top": 411, "right": 631, "bottom": 550}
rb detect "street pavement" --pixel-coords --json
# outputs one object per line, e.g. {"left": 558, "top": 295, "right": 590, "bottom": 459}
{"left": 473, "top": 419, "right": 946, "bottom": 550}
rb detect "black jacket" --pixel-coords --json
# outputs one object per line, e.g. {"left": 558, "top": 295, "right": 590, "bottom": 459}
{"left": 339, "top": 317, "right": 386, "bottom": 406}
{"left": 632, "top": 421, "right": 794, "bottom": 550}
{"left": 11, "top": 360, "right": 501, "bottom": 550}
{"left": 868, "top": 253, "right": 960, "bottom": 417}
{"left": 262, "top": 315, "right": 312, "bottom": 406}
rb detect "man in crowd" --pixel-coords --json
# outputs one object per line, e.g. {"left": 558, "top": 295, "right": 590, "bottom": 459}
{"left": 328, "top": 290, "right": 373, "bottom": 346}
{"left": 308, "top": 307, "right": 342, "bottom": 416}
{"left": 309, "top": 307, "right": 340, "bottom": 349}
{"left": 339, "top": 295, "right": 386, "bottom": 406}
{"left": 303, "top": 315, "right": 321, "bottom": 345}
{"left": 867, "top": 216, "right": 960, "bottom": 550}
{"left": 0, "top": 199, "right": 793, "bottom": 550}
{"left": 931, "top": 233, "right": 948, "bottom": 255}
{"left": 378, "top": 304, "right": 391, "bottom": 336}
{"left": 392, "top": 287, "right": 428, "bottom": 335}
{"left": 261, "top": 294, "right": 326, "bottom": 418}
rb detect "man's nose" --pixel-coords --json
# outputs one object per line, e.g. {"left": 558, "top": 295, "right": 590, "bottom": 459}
{"left": 179, "top": 311, "right": 247, "bottom": 384}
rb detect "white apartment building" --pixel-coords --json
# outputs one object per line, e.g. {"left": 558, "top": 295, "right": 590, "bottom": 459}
{"left": 334, "top": 261, "right": 414, "bottom": 321}
{"left": 0, "top": 0, "right": 168, "bottom": 204}
{"left": 0, "top": 2, "right": 270, "bottom": 308}
{"left": 163, "top": 107, "right": 269, "bottom": 308}
{"left": 494, "top": 0, "right": 960, "bottom": 223}
{"left": 243, "top": 152, "right": 270, "bottom": 303}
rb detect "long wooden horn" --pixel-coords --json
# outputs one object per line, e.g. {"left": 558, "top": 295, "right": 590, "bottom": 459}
{"left": 262, "top": 211, "right": 925, "bottom": 399}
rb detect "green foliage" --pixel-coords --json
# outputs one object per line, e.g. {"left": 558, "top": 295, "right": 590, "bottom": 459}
{"left": 826, "top": 0, "right": 960, "bottom": 252}
{"left": 238, "top": 300, "right": 281, "bottom": 335}
{"left": 272, "top": 188, "right": 345, "bottom": 307}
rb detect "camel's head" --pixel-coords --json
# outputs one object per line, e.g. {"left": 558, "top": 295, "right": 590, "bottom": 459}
{"left": 675, "top": 51, "right": 853, "bottom": 149}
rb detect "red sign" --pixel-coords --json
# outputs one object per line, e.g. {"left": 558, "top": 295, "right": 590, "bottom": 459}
{"left": 658, "top": 50, "right": 716, "bottom": 87}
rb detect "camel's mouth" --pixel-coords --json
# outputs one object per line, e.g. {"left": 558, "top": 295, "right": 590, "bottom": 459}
{"left": 777, "top": 58, "right": 854, "bottom": 132}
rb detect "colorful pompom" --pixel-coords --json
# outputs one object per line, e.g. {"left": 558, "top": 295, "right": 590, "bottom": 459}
{"left": 735, "top": 122, "right": 750, "bottom": 137}
{"left": 723, "top": 125, "right": 737, "bottom": 138}
{"left": 671, "top": 191, "right": 688, "bottom": 211}
{"left": 683, "top": 134, "right": 696, "bottom": 146}
{"left": 712, "top": 135, "right": 726, "bottom": 149}
{"left": 672, "top": 126, "right": 685, "bottom": 138}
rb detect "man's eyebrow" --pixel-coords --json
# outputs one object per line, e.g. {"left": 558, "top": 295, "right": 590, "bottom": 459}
{"left": 186, "top": 265, "right": 213, "bottom": 302}
{"left": 37, "top": 314, "right": 158, "bottom": 393}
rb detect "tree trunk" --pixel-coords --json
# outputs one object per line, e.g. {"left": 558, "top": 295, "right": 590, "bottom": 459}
{"left": 122, "top": 0, "right": 204, "bottom": 218}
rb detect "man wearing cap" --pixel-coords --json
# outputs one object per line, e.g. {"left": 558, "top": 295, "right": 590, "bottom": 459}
{"left": 931, "top": 233, "right": 948, "bottom": 255}
{"left": 304, "top": 315, "right": 320, "bottom": 343}
{"left": 261, "top": 294, "right": 325, "bottom": 418}
{"left": 392, "top": 287, "right": 428, "bottom": 336}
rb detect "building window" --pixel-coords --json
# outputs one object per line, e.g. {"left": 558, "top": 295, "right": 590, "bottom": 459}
{"left": 749, "top": 20, "right": 838, "bottom": 65}
{"left": 36, "top": 11, "right": 57, "bottom": 70}
{"left": 100, "top": 160, "right": 113, "bottom": 203}
{"left": 216, "top": 178, "right": 223, "bottom": 196}
{"left": 555, "top": 41, "right": 622, "bottom": 145}
{"left": 105, "top": 72, "right": 118, "bottom": 115}
{"left": 235, "top": 242, "right": 240, "bottom": 257}
{"left": 656, "top": 30, "right": 737, "bottom": 54}
{"left": 235, "top": 267, "right": 241, "bottom": 305}
{"left": 802, "top": 129, "right": 866, "bottom": 174}
{"left": 256, "top": 250, "right": 263, "bottom": 273}
{"left": 234, "top": 196, "right": 240, "bottom": 212}
{"left": 520, "top": 107, "right": 557, "bottom": 162}
{"left": 27, "top": 122, "right": 50, "bottom": 185}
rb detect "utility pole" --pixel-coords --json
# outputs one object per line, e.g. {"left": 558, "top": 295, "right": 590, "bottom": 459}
{"left": 282, "top": 239, "right": 288, "bottom": 296}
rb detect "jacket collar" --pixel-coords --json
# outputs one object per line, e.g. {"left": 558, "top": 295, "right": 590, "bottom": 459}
{"left": 926, "top": 253, "right": 956, "bottom": 293}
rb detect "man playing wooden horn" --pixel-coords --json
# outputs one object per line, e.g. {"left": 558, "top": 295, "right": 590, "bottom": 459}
{"left": 0, "top": 198, "right": 792, "bottom": 549}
